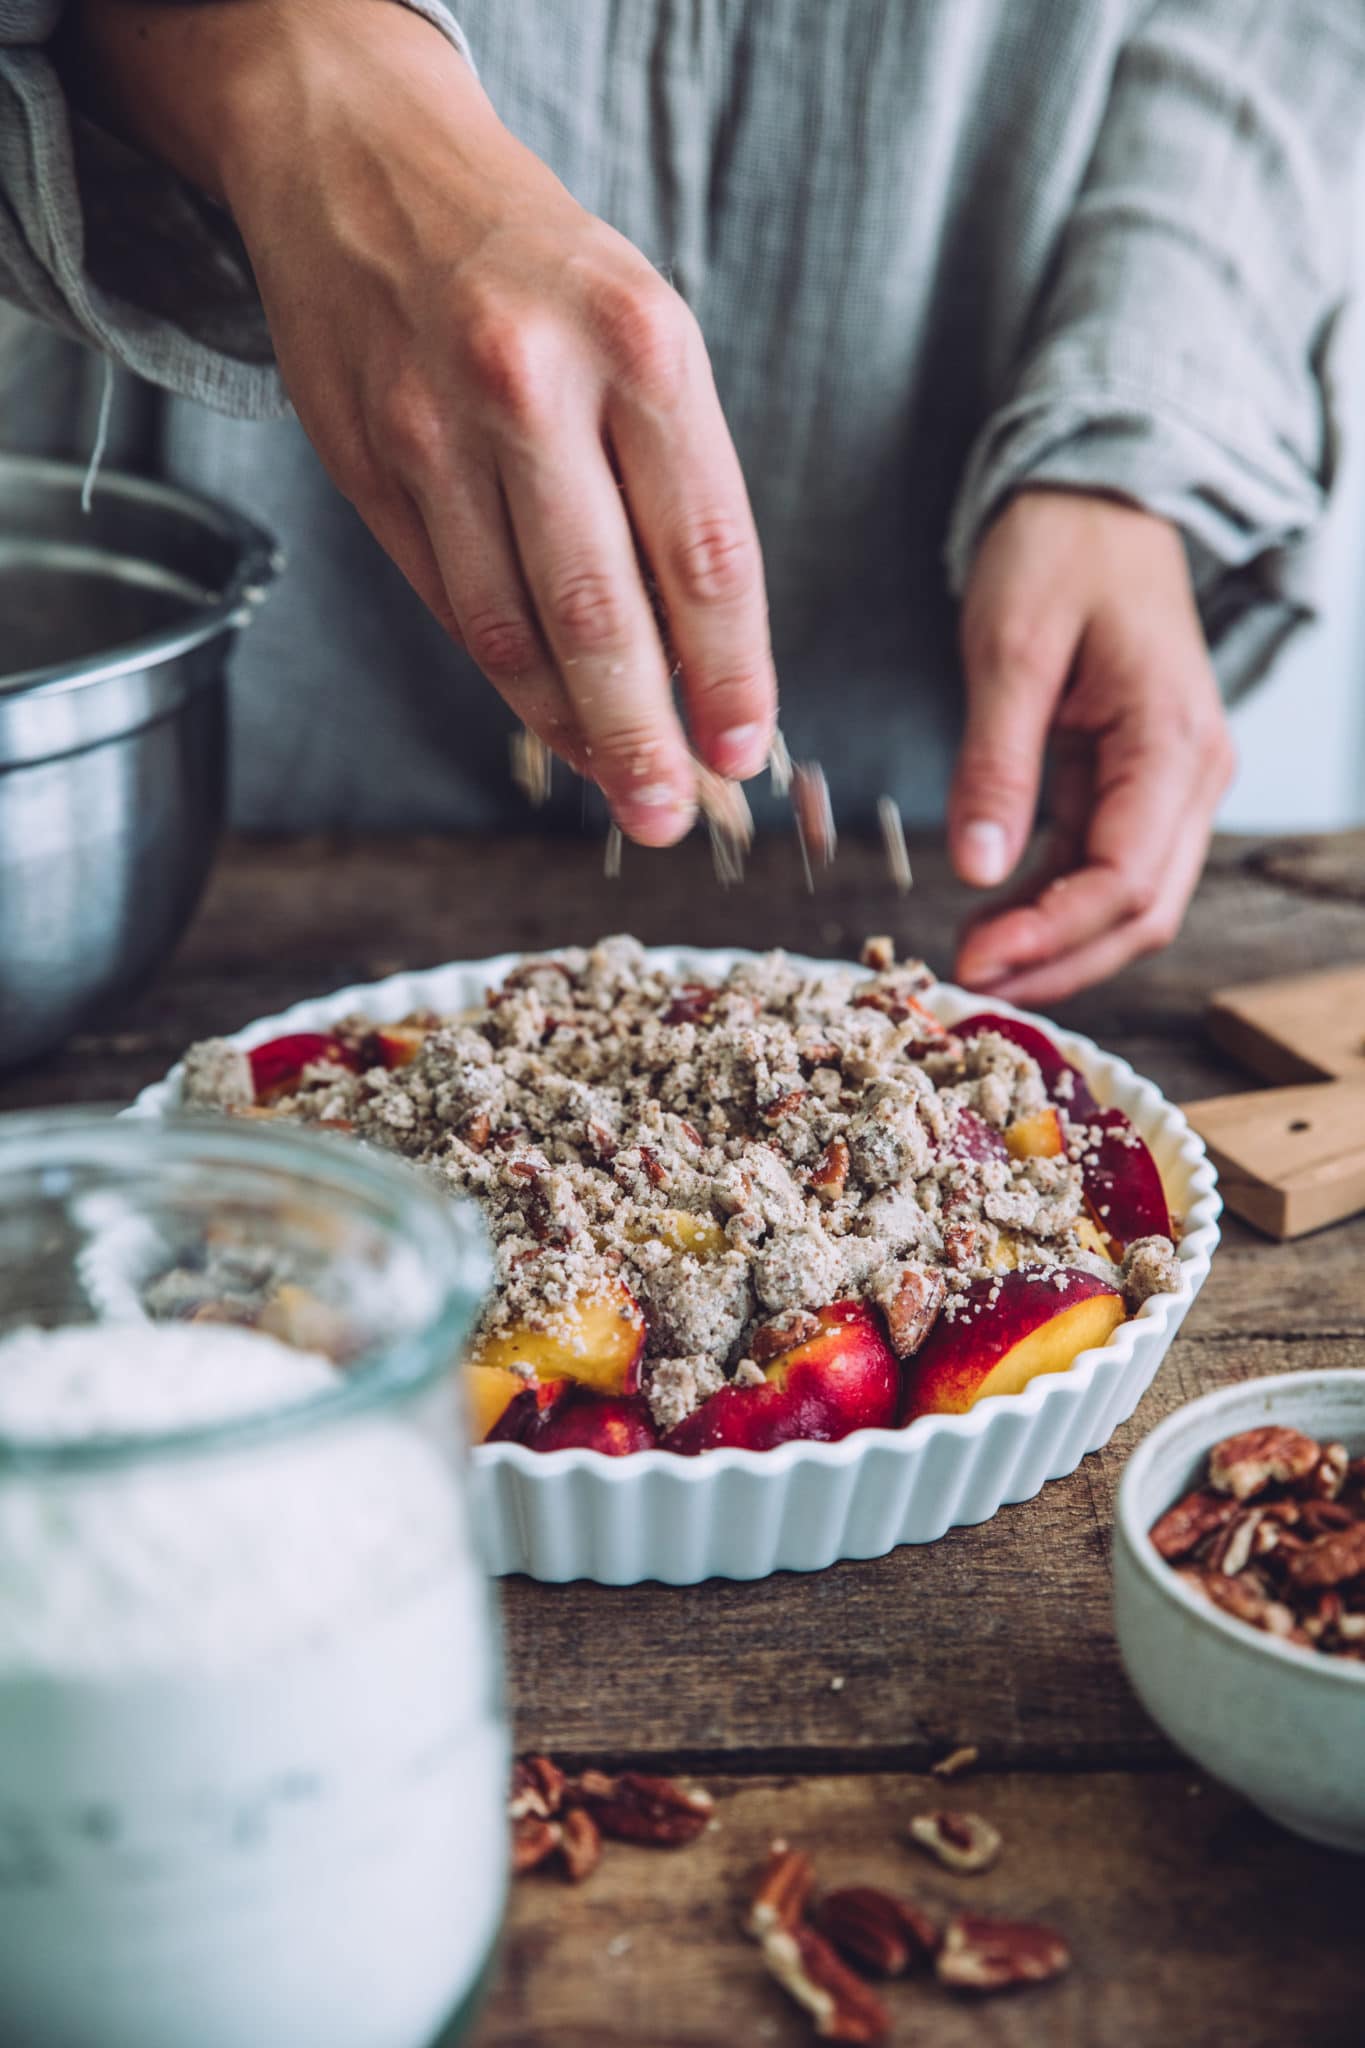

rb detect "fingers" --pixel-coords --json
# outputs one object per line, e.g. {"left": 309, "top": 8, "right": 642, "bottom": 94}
{"left": 605, "top": 310, "right": 776, "bottom": 780}
{"left": 963, "top": 807, "right": 1215, "bottom": 1007}
{"left": 950, "top": 567, "right": 1083, "bottom": 891}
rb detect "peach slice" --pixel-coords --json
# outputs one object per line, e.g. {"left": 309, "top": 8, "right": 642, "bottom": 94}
{"left": 954, "top": 1013, "right": 1100, "bottom": 1121}
{"left": 943, "top": 1106, "right": 1009, "bottom": 1166}
{"left": 900, "top": 1269, "right": 1125, "bottom": 1420}
{"left": 1074, "top": 1213, "right": 1118, "bottom": 1263}
{"left": 490, "top": 1383, "right": 659, "bottom": 1455}
{"left": 465, "top": 1280, "right": 646, "bottom": 1397}
{"left": 249, "top": 1031, "right": 357, "bottom": 1103}
{"left": 1077, "top": 1106, "right": 1170, "bottom": 1252}
{"left": 464, "top": 1362, "right": 532, "bottom": 1444}
{"left": 1005, "top": 1105, "right": 1065, "bottom": 1161}
{"left": 370, "top": 1022, "right": 432, "bottom": 1069}
{"left": 626, "top": 1209, "right": 728, "bottom": 1258}
{"left": 663, "top": 1300, "right": 899, "bottom": 1455}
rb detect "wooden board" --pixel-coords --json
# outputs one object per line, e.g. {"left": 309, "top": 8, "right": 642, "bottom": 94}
{"left": 1183, "top": 1078, "right": 1365, "bottom": 1238}
{"left": 481, "top": 1770, "right": 1365, "bottom": 2048}
{"left": 1207, "top": 964, "right": 1365, "bottom": 1085}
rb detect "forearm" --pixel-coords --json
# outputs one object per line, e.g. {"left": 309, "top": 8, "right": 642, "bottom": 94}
{"left": 66, "top": 0, "right": 478, "bottom": 211}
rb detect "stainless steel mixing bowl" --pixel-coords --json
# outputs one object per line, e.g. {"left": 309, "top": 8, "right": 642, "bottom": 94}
{"left": 0, "top": 454, "right": 277, "bottom": 1070}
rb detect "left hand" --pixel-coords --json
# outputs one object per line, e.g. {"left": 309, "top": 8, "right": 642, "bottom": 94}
{"left": 948, "top": 488, "right": 1236, "bottom": 1004}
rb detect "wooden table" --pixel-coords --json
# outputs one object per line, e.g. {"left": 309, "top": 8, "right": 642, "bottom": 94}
{"left": 7, "top": 828, "right": 1365, "bottom": 2047}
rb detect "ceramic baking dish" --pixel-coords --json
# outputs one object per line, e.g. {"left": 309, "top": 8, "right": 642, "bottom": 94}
{"left": 123, "top": 948, "right": 1221, "bottom": 1584}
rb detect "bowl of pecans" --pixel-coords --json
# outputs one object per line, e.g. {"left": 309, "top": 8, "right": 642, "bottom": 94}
{"left": 1113, "top": 1371, "right": 1365, "bottom": 1852}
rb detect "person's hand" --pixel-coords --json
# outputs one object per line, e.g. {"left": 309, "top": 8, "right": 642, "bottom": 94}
{"left": 75, "top": 0, "right": 776, "bottom": 846}
{"left": 947, "top": 489, "right": 1236, "bottom": 1003}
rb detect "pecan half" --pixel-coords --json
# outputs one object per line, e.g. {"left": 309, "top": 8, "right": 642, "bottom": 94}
{"left": 508, "top": 1753, "right": 565, "bottom": 1821}
{"left": 876, "top": 1264, "right": 947, "bottom": 1361}
{"left": 1207, "top": 1426, "right": 1320, "bottom": 1502}
{"left": 557, "top": 1806, "right": 603, "bottom": 1884}
{"left": 760, "top": 1923, "right": 890, "bottom": 2043}
{"left": 908, "top": 1810, "right": 1001, "bottom": 1874}
{"left": 1149, "top": 1487, "right": 1240, "bottom": 1562}
{"left": 511, "top": 1814, "right": 562, "bottom": 1875}
{"left": 1283, "top": 1522, "right": 1365, "bottom": 1591}
{"left": 815, "top": 1886, "right": 940, "bottom": 1977}
{"left": 570, "top": 1770, "right": 713, "bottom": 1846}
{"left": 809, "top": 1138, "right": 851, "bottom": 1202}
{"left": 1177, "top": 1567, "right": 1304, "bottom": 1640}
{"left": 1207, "top": 1507, "right": 1263, "bottom": 1578}
{"left": 745, "top": 1841, "right": 815, "bottom": 1938}
{"left": 936, "top": 1913, "right": 1070, "bottom": 1994}
{"left": 751, "top": 1309, "right": 823, "bottom": 1365}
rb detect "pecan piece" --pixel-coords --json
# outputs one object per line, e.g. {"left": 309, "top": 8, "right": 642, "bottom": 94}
{"left": 809, "top": 1137, "right": 851, "bottom": 1202}
{"left": 1207, "top": 1507, "right": 1263, "bottom": 1578}
{"left": 1283, "top": 1522, "right": 1365, "bottom": 1590}
{"left": 1208, "top": 1426, "right": 1320, "bottom": 1502}
{"left": 662, "top": 983, "right": 718, "bottom": 1026}
{"left": 908, "top": 1810, "right": 1001, "bottom": 1874}
{"left": 509, "top": 1753, "right": 566, "bottom": 1820}
{"left": 751, "top": 1309, "right": 822, "bottom": 1366}
{"left": 1177, "top": 1567, "right": 1304, "bottom": 1640}
{"left": 874, "top": 1264, "right": 946, "bottom": 1361}
{"left": 931, "top": 1744, "right": 980, "bottom": 1781}
{"left": 759, "top": 1923, "right": 890, "bottom": 2043}
{"left": 1148, "top": 1487, "right": 1240, "bottom": 1562}
{"left": 762, "top": 1087, "right": 809, "bottom": 1125}
{"left": 570, "top": 1770, "right": 713, "bottom": 1846}
{"left": 557, "top": 1806, "right": 602, "bottom": 1884}
{"left": 638, "top": 1145, "right": 668, "bottom": 1188}
{"left": 860, "top": 936, "right": 896, "bottom": 973}
{"left": 1308, "top": 1442, "right": 1350, "bottom": 1501}
{"left": 461, "top": 1110, "right": 491, "bottom": 1152}
{"left": 511, "top": 1814, "right": 562, "bottom": 1874}
{"left": 936, "top": 1913, "right": 1070, "bottom": 1994}
{"left": 942, "top": 1220, "right": 977, "bottom": 1270}
{"left": 815, "top": 1886, "right": 940, "bottom": 1977}
{"left": 745, "top": 1840, "right": 815, "bottom": 1937}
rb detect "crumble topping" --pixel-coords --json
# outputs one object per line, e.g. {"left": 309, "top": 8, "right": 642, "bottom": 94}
{"left": 181, "top": 939, "right": 1178, "bottom": 1426}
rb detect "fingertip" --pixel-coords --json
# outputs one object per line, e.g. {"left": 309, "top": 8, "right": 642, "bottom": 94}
{"left": 953, "top": 818, "right": 1012, "bottom": 889}
{"left": 708, "top": 719, "right": 773, "bottom": 781}
{"left": 611, "top": 789, "right": 698, "bottom": 848}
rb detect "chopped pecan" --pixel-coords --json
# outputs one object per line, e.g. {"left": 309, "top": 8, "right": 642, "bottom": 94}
{"left": 815, "top": 1886, "right": 940, "bottom": 1977}
{"left": 511, "top": 1814, "right": 562, "bottom": 1874}
{"left": 570, "top": 1770, "right": 713, "bottom": 1846}
{"left": 751, "top": 1309, "right": 822, "bottom": 1365}
{"left": 759, "top": 1923, "right": 890, "bottom": 2043}
{"left": 745, "top": 1841, "right": 815, "bottom": 1937}
{"left": 1149, "top": 1487, "right": 1241, "bottom": 1562}
{"left": 936, "top": 1913, "right": 1070, "bottom": 1994}
{"left": 1283, "top": 1523, "right": 1365, "bottom": 1590}
{"left": 638, "top": 1146, "right": 668, "bottom": 1188}
{"left": 1296, "top": 1499, "right": 1356, "bottom": 1536}
{"left": 860, "top": 936, "right": 896, "bottom": 973}
{"left": 876, "top": 1264, "right": 947, "bottom": 1360}
{"left": 1207, "top": 1426, "right": 1320, "bottom": 1502}
{"left": 509, "top": 1753, "right": 566, "bottom": 1821}
{"left": 558, "top": 1806, "right": 603, "bottom": 1883}
{"left": 461, "top": 1111, "right": 491, "bottom": 1152}
{"left": 908, "top": 1810, "right": 1001, "bottom": 1874}
{"left": 762, "top": 1087, "right": 809, "bottom": 1125}
{"left": 1207, "top": 1507, "right": 1263, "bottom": 1578}
{"left": 942, "top": 1220, "right": 977, "bottom": 1270}
{"left": 809, "top": 1138, "right": 851, "bottom": 1202}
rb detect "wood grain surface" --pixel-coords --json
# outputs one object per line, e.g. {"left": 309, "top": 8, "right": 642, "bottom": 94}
{"left": 5, "top": 827, "right": 1365, "bottom": 2047}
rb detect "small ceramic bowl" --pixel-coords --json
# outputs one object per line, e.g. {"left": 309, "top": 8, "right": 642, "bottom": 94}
{"left": 1114, "top": 1370, "right": 1365, "bottom": 1852}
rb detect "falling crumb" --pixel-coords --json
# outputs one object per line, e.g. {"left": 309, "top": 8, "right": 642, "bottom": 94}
{"left": 829, "top": 1674, "right": 846, "bottom": 1692}
{"left": 604, "top": 824, "right": 623, "bottom": 879}
{"left": 693, "top": 755, "right": 754, "bottom": 886}
{"left": 791, "top": 761, "right": 835, "bottom": 887}
{"left": 768, "top": 727, "right": 793, "bottom": 796}
{"left": 606, "top": 1934, "right": 634, "bottom": 1959}
{"left": 877, "top": 795, "right": 913, "bottom": 892}
{"left": 510, "top": 728, "right": 552, "bottom": 807}
{"left": 931, "top": 1744, "right": 979, "bottom": 1780}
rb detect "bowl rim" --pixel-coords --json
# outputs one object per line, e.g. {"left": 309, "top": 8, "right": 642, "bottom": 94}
{"left": 124, "top": 944, "right": 1222, "bottom": 1484}
{"left": 1115, "top": 1368, "right": 1365, "bottom": 1690}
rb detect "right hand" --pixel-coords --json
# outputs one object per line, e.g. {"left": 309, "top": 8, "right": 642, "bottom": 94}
{"left": 78, "top": 0, "right": 777, "bottom": 844}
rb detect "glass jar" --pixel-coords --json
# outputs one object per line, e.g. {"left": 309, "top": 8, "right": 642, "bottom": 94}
{"left": 0, "top": 1110, "right": 504, "bottom": 2048}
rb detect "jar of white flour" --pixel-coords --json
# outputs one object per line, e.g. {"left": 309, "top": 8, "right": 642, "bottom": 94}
{"left": 0, "top": 1111, "right": 504, "bottom": 2048}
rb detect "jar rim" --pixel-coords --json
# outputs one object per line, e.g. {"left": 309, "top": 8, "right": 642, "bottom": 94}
{"left": 0, "top": 1109, "right": 489, "bottom": 1473}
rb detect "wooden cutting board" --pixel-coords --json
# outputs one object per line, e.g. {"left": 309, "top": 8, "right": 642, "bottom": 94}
{"left": 1184, "top": 964, "right": 1365, "bottom": 1238}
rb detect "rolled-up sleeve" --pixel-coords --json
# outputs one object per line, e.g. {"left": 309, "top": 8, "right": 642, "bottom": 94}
{"left": 0, "top": 0, "right": 471, "bottom": 419}
{"left": 945, "top": 0, "right": 1365, "bottom": 697}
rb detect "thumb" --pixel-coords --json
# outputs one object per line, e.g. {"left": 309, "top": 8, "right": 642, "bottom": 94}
{"left": 949, "top": 607, "right": 1079, "bottom": 889}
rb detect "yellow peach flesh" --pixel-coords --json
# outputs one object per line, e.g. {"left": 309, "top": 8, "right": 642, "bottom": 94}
{"left": 1005, "top": 1106, "right": 1065, "bottom": 1161}
{"left": 465, "top": 1284, "right": 645, "bottom": 1396}
{"left": 625, "top": 1209, "right": 727, "bottom": 1257}
{"left": 463, "top": 1363, "right": 528, "bottom": 1442}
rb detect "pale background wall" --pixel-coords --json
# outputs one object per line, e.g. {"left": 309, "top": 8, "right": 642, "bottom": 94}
{"left": 1220, "top": 162, "right": 1365, "bottom": 832}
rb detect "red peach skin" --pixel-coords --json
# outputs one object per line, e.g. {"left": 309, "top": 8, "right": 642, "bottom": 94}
{"left": 901, "top": 1268, "right": 1125, "bottom": 1420}
{"left": 663, "top": 1300, "right": 899, "bottom": 1454}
